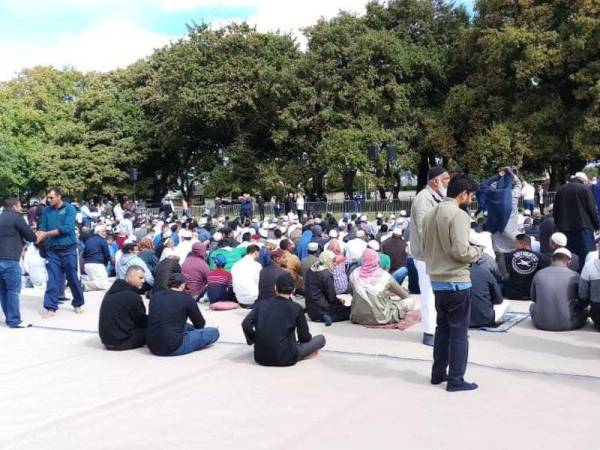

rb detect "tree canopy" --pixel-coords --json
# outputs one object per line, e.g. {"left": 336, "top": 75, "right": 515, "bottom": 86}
{"left": 0, "top": 0, "right": 597, "bottom": 201}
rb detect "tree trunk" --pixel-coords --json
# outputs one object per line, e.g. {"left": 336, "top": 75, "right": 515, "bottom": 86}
{"left": 312, "top": 170, "right": 326, "bottom": 197}
{"left": 343, "top": 171, "right": 355, "bottom": 197}
{"left": 416, "top": 152, "right": 430, "bottom": 192}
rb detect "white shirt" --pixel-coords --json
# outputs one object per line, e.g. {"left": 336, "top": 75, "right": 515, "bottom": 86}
{"left": 296, "top": 196, "right": 304, "bottom": 210}
{"left": 346, "top": 238, "right": 367, "bottom": 260}
{"left": 231, "top": 255, "right": 262, "bottom": 305}
{"left": 23, "top": 244, "right": 48, "bottom": 288}
{"left": 521, "top": 184, "right": 535, "bottom": 201}
{"left": 113, "top": 203, "right": 124, "bottom": 221}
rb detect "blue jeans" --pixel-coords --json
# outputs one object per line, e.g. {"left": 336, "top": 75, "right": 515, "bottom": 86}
{"left": 171, "top": 324, "right": 220, "bottom": 356}
{"left": 0, "top": 260, "right": 23, "bottom": 327}
{"left": 523, "top": 200, "right": 534, "bottom": 214}
{"left": 44, "top": 247, "right": 85, "bottom": 311}
{"left": 392, "top": 267, "right": 408, "bottom": 285}
{"left": 565, "top": 229, "right": 595, "bottom": 272}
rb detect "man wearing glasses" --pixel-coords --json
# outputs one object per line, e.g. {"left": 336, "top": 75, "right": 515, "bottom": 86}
{"left": 37, "top": 187, "right": 85, "bottom": 318}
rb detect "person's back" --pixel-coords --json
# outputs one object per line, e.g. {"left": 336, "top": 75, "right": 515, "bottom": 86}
{"left": 258, "top": 263, "right": 286, "bottom": 301}
{"left": 469, "top": 254, "right": 505, "bottom": 327}
{"left": 99, "top": 271, "right": 147, "bottom": 351}
{"left": 530, "top": 258, "right": 586, "bottom": 331}
{"left": 554, "top": 178, "right": 599, "bottom": 233}
{"left": 242, "top": 273, "right": 325, "bottom": 366}
{"left": 578, "top": 255, "right": 600, "bottom": 330}
{"left": 504, "top": 247, "right": 549, "bottom": 300}
{"left": 381, "top": 234, "right": 407, "bottom": 272}
{"left": 300, "top": 253, "right": 318, "bottom": 278}
{"left": 152, "top": 257, "right": 181, "bottom": 294}
{"left": 181, "top": 242, "right": 210, "bottom": 298}
{"left": 231, "top": 246, "right": 261, "bottom": 306}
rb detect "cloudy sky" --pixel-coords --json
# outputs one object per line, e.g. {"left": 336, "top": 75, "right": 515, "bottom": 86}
{"left": 0, "top": 0, "right": 474, "bottom": 81}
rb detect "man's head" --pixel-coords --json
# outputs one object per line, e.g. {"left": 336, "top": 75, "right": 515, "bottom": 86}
{"left": 515, "top": 233, "right": 532, "bottom": 250}
{"left": 95, "top": 224, "right": 108, "bottom": 238}
{"left": 275, "top": 272, "right": 295, "bottom": 298}
{"left": 3, "top": 198, "right": 22, "bottom": 213}
{"left": 446, "top": 174, "right": 479, "bottom": 208}
{"left": 242, "top": 232, "right": 251, "bottom": 242}
{"left": 573, "top": 172, "right": 589, "bottom": 184}
{"left": 122, "top": 242, "right": 139, "bottom": 254}
{"left": 552, "top": 248, "right": 572, "bottom": 267}
{"left": 46, "top": 187, "right": 63, "bottom": 208}
{"left": 246, "top": 244, "right": 260, "bottom": 259}
{"left": 280, "top": 238, "right": 293, "bottom": 252}
{"left": 308, "top": 242, "right": 319, "bottom": 255}
{"left": 168, "top": 273, "right": 187, "bottom": 291}
{"left": 549, "top": 232, "right": 567, "bottom": 251}
{"left": 125, "top": 265, "right": 145, "bottom": 290}
{"left": 214, "top": 254, "right": 227, "bottom": 269}
{"left": 427, "top": 167, "right": 450, "bottom": 197}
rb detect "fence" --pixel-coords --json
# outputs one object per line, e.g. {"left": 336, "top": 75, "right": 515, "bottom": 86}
{"left": 142, "top": 192, "right": 555, "bottom": 219}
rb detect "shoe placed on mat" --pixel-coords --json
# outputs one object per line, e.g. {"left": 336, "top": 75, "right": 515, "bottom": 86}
{"left": 422, "top": 333, "right": 434, "bottom": 347}
{"left": 10, "top": 323, "right": 32, "bottom": 329}
{"left": 322, "top": 314, "right": 333, "bottom": 327}
{"left": 447, "top": 381, "right": 479, "bottom": 392}
{"left": 431, "top": 374, "right": 448, "bottom": 385}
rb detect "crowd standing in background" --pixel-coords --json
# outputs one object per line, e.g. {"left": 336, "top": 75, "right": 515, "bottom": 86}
{"left": 1, "top": 168, "right": 600, "bottom": 388}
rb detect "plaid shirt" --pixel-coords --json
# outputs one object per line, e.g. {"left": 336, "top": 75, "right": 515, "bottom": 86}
{"left": 333, "top": 263, "right": 349, "bottom": 295}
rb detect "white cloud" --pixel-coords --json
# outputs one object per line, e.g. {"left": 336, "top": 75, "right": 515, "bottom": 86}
{"left": 0, "top": 0, "right": 371, "bottom": 81}
{"left": 1, "top": 19, "right": 174, "bottom": 80}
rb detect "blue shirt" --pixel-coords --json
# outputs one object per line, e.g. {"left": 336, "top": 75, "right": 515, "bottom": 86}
{"left": 83, "top": 234, "right": 111, "bottom": 265}
{"left": 431, "top": 281, "right": 472, "bottom": 292}
{"left": 40, "top": 202, "right": 77, "bottom": 248}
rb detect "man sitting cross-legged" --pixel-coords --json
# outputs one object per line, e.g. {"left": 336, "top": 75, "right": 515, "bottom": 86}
{"left": 99, "top": 265, "right": 148, "bottom": 351}
{"left": 147, "top": 274, "right": 219, "bottom": 356}
{"left": 242, "top": 272, "right": 326, "bottom": 367}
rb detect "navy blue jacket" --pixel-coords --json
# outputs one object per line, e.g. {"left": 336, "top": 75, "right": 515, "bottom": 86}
{"left": 83, "top": 234, "right": 111, "bottom": 265}
{"left": 40, "top": 202, "right": 77, "bottom": 248}
{"left": 0, "top": 210, "right": 36, "bottom": 261}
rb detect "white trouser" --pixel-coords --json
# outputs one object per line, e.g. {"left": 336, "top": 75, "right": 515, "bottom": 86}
{"left": 415, "top": 259, "right": 436, "bottom": 335}
{"left": 83, "top": 263, "right": 109, "bottom": 291}
{"left": 493, "top": 300, "right": 511, "bottom": 323}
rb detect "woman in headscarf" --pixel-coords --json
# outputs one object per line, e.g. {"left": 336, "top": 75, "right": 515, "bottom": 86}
{"left": 304, "top": 250, "right": 351, "bottom": 324}
{"left": 296, "top": 230, "right": 313, "bottom": 260}
{"left": 137, "top": 238, "right": 158, "bottom": 274}
{"left": 349, "top": 248, "right": 414, "bottom": 325}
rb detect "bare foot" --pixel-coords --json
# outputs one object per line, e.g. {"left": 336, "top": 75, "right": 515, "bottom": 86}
{"left": 74, "top": 307, "right": 83, "bottom": 314}
{"left": 303, "top": 351, "right": 319, "bottom": 360}
{"left": 43, "top": 310, "right": 56, "bottom": 319}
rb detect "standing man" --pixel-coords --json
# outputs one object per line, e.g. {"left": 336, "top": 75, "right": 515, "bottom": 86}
{"left": 423, "top": 175, "right": 482, "bottom": 392}
{"left": 239, "top": 193, "right": 253, "bottom": 222}
{"left": 296, "top": 192, "right": 305, "bottom": 220}
{"left": 0, "top": 198, "right": 37, "bottom": 328}
{"left": 256, "top": 194, "right": 266, "bottom": 222}
{"left": 521, "top": 181, "right": 535, "bottom": 215}
{"left": 554, "top": 172, "right": 600, "bottom": 266}
{"left": 408, "top": 166, "right": 450, "bottom": 346}
{"left": 37, "top": 187, "right": 85, "bottom": 318}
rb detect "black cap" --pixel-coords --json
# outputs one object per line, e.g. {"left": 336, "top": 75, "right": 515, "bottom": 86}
{"left": 169, "top": 273, "right": 187, "bottom": 286}
{"left": 427, "top": 166, "right": 448, "bottom": 181}
{"left": 275, "top": 272, "right": 296, "bottom": 294}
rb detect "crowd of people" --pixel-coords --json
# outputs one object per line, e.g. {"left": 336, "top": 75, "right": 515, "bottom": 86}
{"left": 0, "top": 167, "right": 599, "bottom": 390}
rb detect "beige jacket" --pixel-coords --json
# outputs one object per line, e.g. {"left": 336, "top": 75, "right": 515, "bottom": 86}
{"left": 409, "top": 187, "right": 443, "bottom": 261}
{"left": 422, "top": 200, "right": 482, "bottom": 282}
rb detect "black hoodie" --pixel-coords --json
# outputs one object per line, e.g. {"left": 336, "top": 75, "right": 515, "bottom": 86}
{"left": 99, "top": 279, "right": 147, "bottom": 347}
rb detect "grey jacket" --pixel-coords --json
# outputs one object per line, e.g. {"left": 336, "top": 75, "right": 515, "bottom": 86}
{"left": 579, "top": 257, "right": 600, "bottom": 305}
{"left": 530, "top": 265, "right": 585, "bottom": 331}
{"left": 408, "top": 187, "right": 443, "bottom": 260}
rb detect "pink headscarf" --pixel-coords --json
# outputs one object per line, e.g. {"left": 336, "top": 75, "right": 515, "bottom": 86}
{"left": 358, "top": 248, "right": 383, "bottom": 283}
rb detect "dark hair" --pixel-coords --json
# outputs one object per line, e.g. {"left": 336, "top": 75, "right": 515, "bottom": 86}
{"left": 279, "top": 239, "right": 291, "bottom": 251}
{"left": 446, "top": 175, "right": 479, "bottom": 199}
{"left": 274, "top": 228, "right": 283, "bottom": 239}
{"left": 47, "top": 187, "right": 63, "bottom": 198}
{"left": 246, "top": 244, "right": 260, "bottom": 255}
{"left": 242, "top": 232, "right": 251, "bottom": 242}
{"left": 167, "top": 274, "right": 186, "bottom": 289}
{"left": 380, "top": 224, "right": 388, "bottom": 232}
{"left": 3, "top": 198, "right": 20, "bottom": 209}
{"left": 275, "top": 272, "right": 295, "bottom": 295}
{"left": 515, "top": 233, "right": 532, "bottom": 247}
{"left": 122, "top": 243, "right": 138, "bottom": 254}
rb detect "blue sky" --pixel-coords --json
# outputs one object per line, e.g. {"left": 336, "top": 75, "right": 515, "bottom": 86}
{"left": 0, "top": 0, "right": 474, "bottom": 81}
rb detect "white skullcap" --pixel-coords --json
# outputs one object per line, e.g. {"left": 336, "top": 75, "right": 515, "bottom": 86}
{"left": 553, "top": 247, "right": 572, "bottom": 259}
{"left": 356, "top": 230, "right": 366, "bottom": 238}
{"left": 400, "top": 210, "right": 407, "bottom": 217}
{"left": 212, "top": 232, "right": 223, "bottom": 242}
{"left": 551, "top": 232, "right": 567, "bottom": 247}
{"left": 392, "top": 227, "right": 403, "bottom": 236}
{"left": 368, "top": 240, "right": 380, "bottom": 251}
{"left": 329, "top": 229, "right": 338, "bottom": 238}
{"left": 308, "top": 242, "right": 319, "bottom": 251}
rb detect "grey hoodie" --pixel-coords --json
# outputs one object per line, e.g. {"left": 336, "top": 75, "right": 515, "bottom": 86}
{"left": 579, "top": 257, "right": 600, "bottom": 305}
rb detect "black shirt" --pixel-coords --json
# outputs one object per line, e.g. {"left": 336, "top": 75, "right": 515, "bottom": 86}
{"left": 504, "top": 249, "right": 550, "bottom": 300}
{"left": 257, "top": 263, "right": 286, "bottom": 301}
{"left": 241, "top": 296, "right": 312, "bottom": 367}
{"left": 147, "top": 290, "right": 206, "bottom": 356}
{"left": 470, "top": 255, "right": 504, "bottom": 327}
{"left": 99, "top": 279, "right": 148, "bottom": 347}
{"left": 0, "top": 210, "right": 36, "bottom": 261}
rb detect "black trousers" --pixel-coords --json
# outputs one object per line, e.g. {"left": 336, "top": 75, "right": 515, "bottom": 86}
{"left": 591, "top": 303, "right": 600, "bottom": 331}
{"left": 104, "top": 328, "right": 147, "bottom": 351}
{"left": 297, "top": 335, "right": 326, "bottom": 360}
{"left": 432, "top": 288, "right": 471, "bottom": 384}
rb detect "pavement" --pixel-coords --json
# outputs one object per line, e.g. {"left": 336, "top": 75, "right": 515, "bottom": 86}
{"left": 1, "top": 287, "right": 599, "bottom": 450}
